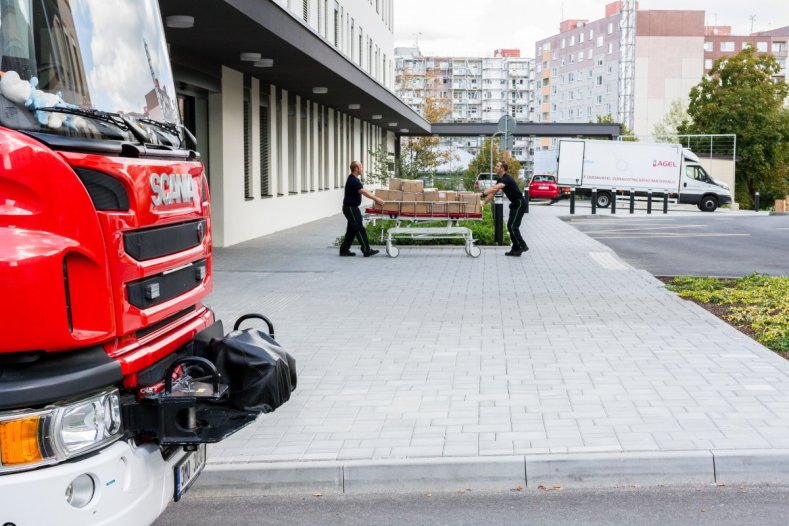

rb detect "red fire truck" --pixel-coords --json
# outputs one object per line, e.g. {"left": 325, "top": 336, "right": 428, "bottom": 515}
{"left": 0, "top": 1, "right": 295, "bottom": 524}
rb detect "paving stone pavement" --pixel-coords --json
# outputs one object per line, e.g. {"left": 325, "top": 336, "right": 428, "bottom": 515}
{"left": 204, "top": 205, "right": 789, "bottom": 468}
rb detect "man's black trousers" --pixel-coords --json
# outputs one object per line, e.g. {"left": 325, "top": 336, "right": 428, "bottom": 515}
{"left": 340, "top": 205, "right": 371, "bottom": 253}
{"left": 507, "top": 199, "right": 528, "bottom": 251}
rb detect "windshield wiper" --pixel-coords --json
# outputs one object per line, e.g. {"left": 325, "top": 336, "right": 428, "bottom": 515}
{"left": 136, "top": 118, "right": 196, "bottom": 150}
{"left": 36, "top": 106, "right": 149, "bottom": 145}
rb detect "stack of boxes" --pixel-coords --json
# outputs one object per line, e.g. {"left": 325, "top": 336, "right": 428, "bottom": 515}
{"left": 370, "top": 178, "right": 483, "bottom": 216}
{"left": 775, "top": 195, "right": 789, "bottom": 214}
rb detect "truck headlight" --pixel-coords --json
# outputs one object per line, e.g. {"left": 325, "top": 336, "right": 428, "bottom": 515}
{"left": 0, "top": 389, "right": 122, "bottom": 474}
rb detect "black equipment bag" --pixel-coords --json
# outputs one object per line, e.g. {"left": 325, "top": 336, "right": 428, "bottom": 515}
{"left": 206, "top": 328, "right": 297, "bottom": 413}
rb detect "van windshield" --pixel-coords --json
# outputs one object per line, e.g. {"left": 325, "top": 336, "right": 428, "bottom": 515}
{"left": 0, "top": 0, "right": 183, "bottom": 147}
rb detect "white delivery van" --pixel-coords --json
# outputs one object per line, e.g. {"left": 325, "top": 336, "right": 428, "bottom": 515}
{"left": 557, "top": 139, "right": 732, "bottom": 211}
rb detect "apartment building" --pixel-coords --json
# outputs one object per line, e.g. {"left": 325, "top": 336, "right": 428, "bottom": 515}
{"left": 703, "top": 25, "right": 788, "bottom": 80}
{"left": 395, "top": 48, "right": 535, "bottom": 162}
{"left": 159, "top": 0, "right": 428, "bottom": 246}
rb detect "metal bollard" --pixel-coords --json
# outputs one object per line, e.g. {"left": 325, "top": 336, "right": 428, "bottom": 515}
{"left": 647, "top": 191, "right": 652, "bottom": 214}
{"left": 591, "top": 188, "right": 597, "bottom": 215}
{"left": 524, "top": 189, "right": 530, "bottom": 214}
{"left": 629, "top": 189, "right": 635, "bottom": 214}
{"left": 570, "top": 188, "right": 576, "bottom": 214}
{"left": 611, "top": 189, "right": 617, "bottom": 214}
{"left": 754, "top": 192, "right": 760, "bottom": 211}
{"left": 663, "top": 193, "right": 668, "bottom": 214}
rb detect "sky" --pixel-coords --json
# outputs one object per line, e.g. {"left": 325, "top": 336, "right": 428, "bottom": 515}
{"left": 394, "top": 0, "right": 789, "bottom": 57}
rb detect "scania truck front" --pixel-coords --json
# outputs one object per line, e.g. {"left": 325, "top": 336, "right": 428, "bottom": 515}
{"left": 0, "top": 2, "right": 293, "bottom": 524}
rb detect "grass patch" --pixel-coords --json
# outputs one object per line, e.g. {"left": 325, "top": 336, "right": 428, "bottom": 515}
{"left": 335, "top": 206, "right": 511, "bottom": 247}
{"left": 665, "top": 274, "right": 789, "bottom": 355}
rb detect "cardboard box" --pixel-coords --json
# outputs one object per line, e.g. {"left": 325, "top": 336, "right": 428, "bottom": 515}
{"left": 402, "top": 180, "right": 424, "bottom": 193}
{"left": 401, "top": 192, "right": 417, "bottom": 202}
{"left": 374, "top": 189, "right": 391, "bottom": 201}
{"left": 388, "top": 190, "right": 403, "bottom": 201}
{"left": 415, "top": 202, "right": 431, "bottom": 214}
{"left": 414, "top": 192, "right": 424, "bottom": 202}
{"left": 465, "top": 203, "right": 482, "bottom": 215}
{"left": 400, "top": 202, "right": 416, "bottom": 214}
{"left": 447, "top": 202, "right": 464, "bottom": 214}
{"left": 431, "top": 202, "right": 447, "bottom": 214}
{"left": 381, "top": 201, "right": 400, "bottom": 213}
{"left": 388, "top": 178, "right": 403, "bottom": 191}
{"left": 442, "top": 191, "right": 458, "bottom": 201}
{"left": 423, "top": 191, "right": 439, "bottom": 202}
{"left": 459, "top": 192, "right": 481, "bottom": 203}
{"left": 777, "top": 199, "right": 786, "bottom": 213}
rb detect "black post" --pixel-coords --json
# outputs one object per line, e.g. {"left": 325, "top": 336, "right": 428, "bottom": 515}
{"left": 591, "top": 188, "right": 597, "bottom": 215}
{"left": 494, "top": 200, "right": 504, "bottom": 246}
{"left": 611, "top": 189, "right": 617, "bottom": 214}
{"left": 524, "top": 189, "right": 530, "bottom": 214}
{"left": 570, "top": 188, "right": 576, "bottom": 214}
{"left": 663, "top": 193, "right": 668, "bottom": 214}
{"left": 754, "top": 192, "right": 760, "bottom": 211}
{"left": 394, "top": 136, "right": 401, "bottom": 178}
{"left": 629, "top": 189, "right": 635, "bottom": 214}
{"left": 647, "top": 191, "right": 652, "bottom": 214}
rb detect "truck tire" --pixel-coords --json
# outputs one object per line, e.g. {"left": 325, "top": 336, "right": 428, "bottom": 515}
{"left": 700, "top": 195, "right": 718, "bottom": 212}
{"left": 596, "top": 191, "right": 612, "bottom": 208}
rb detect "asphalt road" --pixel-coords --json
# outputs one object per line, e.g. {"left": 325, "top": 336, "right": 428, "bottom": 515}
{"left": 563, "top": 214, "right": 789, "bottom": 277}
{"left": 155, "top": 485, "right": 789, "bottom": 526}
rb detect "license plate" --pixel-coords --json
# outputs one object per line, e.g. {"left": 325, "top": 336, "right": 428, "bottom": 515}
{"left": 174, "top": 444, "right": 207, "bottom": 501}
{"left": 539, "top": 185, "right": 549, "bottom": 190}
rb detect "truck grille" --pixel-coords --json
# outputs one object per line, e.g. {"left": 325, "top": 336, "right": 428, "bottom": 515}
{"left": 123, "top": 220, "right": 206, "bottom": 261}
{"left": 127, "top": 259, "right": 207, "bottom": 309}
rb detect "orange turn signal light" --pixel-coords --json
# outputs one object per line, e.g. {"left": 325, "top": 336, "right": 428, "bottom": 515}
{"left": 0, "top": 416, "right": 43, "bottom": 465}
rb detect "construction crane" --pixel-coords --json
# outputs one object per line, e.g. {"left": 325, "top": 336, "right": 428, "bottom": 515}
{"left": 617, "top": 0, "right": 636, "bottom": 133}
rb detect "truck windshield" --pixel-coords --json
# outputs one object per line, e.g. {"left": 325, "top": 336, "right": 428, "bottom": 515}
{"left": 0, "top": 0, "right": 183, "bottom": 147}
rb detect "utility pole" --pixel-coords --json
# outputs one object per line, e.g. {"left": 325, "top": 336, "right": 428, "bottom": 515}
{"left": 749, "top": 15, "right": 756, "bottom": 34}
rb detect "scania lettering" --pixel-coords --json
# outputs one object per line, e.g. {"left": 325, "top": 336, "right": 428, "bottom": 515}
{"left": 557, "top": 139, "right": 732, "bottom": 211}
{"left": 0, "top": 2, "right": 296, "bottom": 525}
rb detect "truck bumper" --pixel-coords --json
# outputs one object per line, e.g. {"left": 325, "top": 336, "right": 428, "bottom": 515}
{"left": 0, "top": 440, "right": 191, "bottom": 526}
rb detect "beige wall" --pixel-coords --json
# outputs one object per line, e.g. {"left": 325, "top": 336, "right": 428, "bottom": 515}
{"left": 208, "top": 66, "right": 385, "bottom": 247}
{"left": 634, "top": 35, "right": 704, "bottom": 136}
{"left": 697, "top": 157, "right": 736, "bottom": 197}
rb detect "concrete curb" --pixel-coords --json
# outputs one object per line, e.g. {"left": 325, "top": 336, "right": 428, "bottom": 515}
{"left": 192, "top": 450, "right": 789, "bottom": 495}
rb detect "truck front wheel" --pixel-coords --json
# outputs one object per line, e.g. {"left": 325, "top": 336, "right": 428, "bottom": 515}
{"left": 700, "top": 195, "right": 718, "bottom": 212}
{"left": 596, "top": 191, "right": 612, "bottom": 208}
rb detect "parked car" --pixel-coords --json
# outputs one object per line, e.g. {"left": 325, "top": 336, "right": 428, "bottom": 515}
{"left": 529, "top": 174, "right": 559, "bottom": 200}
{"left": 474, "top": 172, "right": 496, "bottom": 191}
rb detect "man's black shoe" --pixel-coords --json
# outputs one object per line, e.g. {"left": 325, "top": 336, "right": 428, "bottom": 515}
{"left": 363, "top": 249, "right": 380, "bottom": 257}
{"left": 339, "top": 250, "right": 356, "bottom": 257}
{"left": 521, "top": 245, "right": 529, "bottom": 252}
{"left": 505, "top": 250, "right": 522, "bottom": 257}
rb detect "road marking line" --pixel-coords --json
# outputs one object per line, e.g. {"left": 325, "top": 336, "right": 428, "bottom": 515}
{"left": 589, "top": 251, "right": 629, "bottom": 270}
{"left": 583, "top": 225, "right": 707, "bottom": 234}
{"left": 592, "top": 233, "right": 750, "bottom": 239}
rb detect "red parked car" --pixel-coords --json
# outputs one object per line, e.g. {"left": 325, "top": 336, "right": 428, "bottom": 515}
{"left": 529, "top": 175, "right": 560, "bottom": 200}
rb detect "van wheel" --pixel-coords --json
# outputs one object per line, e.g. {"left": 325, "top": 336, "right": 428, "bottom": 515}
{"left": 700, "top": 195, "right": 718, "bottom": 212}
{"left": 596, "top": 191, "right": 612, "bottom": 208}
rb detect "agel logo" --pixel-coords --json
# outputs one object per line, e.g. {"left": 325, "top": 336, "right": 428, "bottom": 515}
{"left": 652, "top": 160, "right": 677, "bottom": 168}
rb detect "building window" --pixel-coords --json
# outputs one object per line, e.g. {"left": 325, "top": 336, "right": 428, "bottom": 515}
{"left": 757, "top": 41, "right": 768, "bottom": 52}
{"left": 705, "top": 59, "right": 713, "bottom": 69}
{"left": 259, "top": 105, "right": 270, "bottom": 196}
{"left": 580, "top": 33, "right": 585, "bottom": 43}
{"left": 334, "top": 4, "right": 339, "bottom": 46}
{"left": 773, "top": 41, "right": 787, "bottom": 53}
{"left": 589, "top": 29, "right": 594, "bottom": 39}
{"left": 607, "top": 22, "right": 613, "bottom": 34}
{"left": 597, "top": 75, "right": 603, "bottom": 85}
{"left": 302, "top": 0, "right": 308, "bottom": 22}
{"left": 704, "top": 41, "right": 713, "bottom": 52}
{"left": 570, "top": 35, "right": 575, "bottom": 46}
{"left": 607, "top": 42, "right": 613, "bottom": 54}
{"left": 596, "top": 35, "right": 603, "bottom": 47}
{"left": 243, "top": 91, "right": 252, "bottom": 199}
{"left": 720, "top": 41, "right": 734, "bottom": 52}
{"left": 561, "top": 38, "right": 565, "bottom": 49}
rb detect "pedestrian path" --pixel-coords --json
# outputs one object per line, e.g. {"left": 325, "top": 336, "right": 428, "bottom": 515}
{"left": 198, "top": 206, "right": 789, "bottom": 491}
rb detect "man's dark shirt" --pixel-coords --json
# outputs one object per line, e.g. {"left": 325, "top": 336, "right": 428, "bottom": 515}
{"left": 496, "top": 173, "right": 523, "bottom": 205}
{"left": 343, "top": 174, "right": 363, "bottom": 206}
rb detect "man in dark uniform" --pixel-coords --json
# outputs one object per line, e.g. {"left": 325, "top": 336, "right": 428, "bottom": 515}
{"left": 482, "top": 160, "right": 529, "bottom": 256}
{"left": 340, "top": 160, "right": 384, "bottom": 257}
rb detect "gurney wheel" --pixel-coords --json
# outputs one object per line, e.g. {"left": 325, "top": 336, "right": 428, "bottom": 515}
{"left": 386, "top": 244, "right": 399, "bottom": 258}
{"left": 467, "top": 245, "right": 481, "bottom": 258}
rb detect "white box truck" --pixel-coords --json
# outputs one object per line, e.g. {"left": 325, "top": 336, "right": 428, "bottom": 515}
{"left": 557, "top": 139, "right": 732, "bottom": 212}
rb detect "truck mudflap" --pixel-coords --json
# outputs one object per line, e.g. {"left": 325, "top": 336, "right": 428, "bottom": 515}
{"left": 122, "top": 314, "right": 297, "bottom": 445}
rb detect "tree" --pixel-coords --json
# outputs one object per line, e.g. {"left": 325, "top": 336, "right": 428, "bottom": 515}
{"left": 652, "top": 98, "right": 690, "bottom": 142}
{"left": 595, "top": 113, "right": 637, "bottom": 141}
{"left": 366, "top": 146, "right": 395, "bottom": 187}
{"left": 463, "top": 138, "right": 522, "bottom": 190}
{"left": 398, "top": 95, "right": 454, "bottom": 180}
{"left": 678, "top": 47, "right": 789, "bottom": 207}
